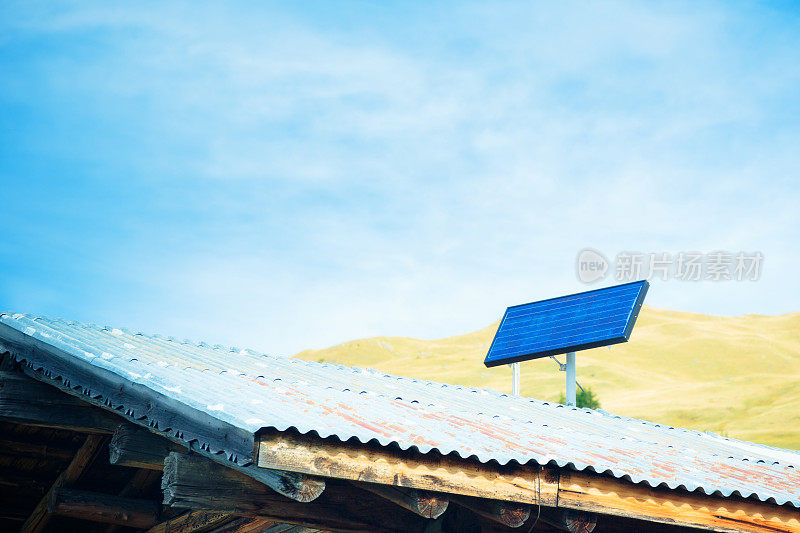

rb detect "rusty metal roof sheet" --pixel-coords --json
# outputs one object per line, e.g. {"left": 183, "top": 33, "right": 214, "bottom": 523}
{"left": 0, "top": 313, "right": 798, "bottom": 507}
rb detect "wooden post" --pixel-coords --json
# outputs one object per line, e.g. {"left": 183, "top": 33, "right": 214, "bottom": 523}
{"left": 19, "top": 434, "right": 106, "bottom": 533}
{"left": 47, "top": 488, "right": 159, "bottom": 529}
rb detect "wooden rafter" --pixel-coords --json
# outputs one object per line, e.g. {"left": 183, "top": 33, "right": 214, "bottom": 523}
{"left": 47, "top": 487, "right": 160, "bottom": 529}
{"left": 0, "top": 435, "right": 77, "bottom": 461}
{"left": 105, "top": 468, "right": 162, "bottom": 533}
{"left": 450, "top": 494, "right": 531, "bottom": 528}
{"left": 360, "top": 483, "right": 449, "bottom": 519}
{"left": 19, "top": 434, "right": 106, "bottom": 533}
{"left": 206, "top": 517, "right": 284, "bottom": 533}
{"left": 539, "top": 508, "right": 597, "bottom": 533}
{"left": 147, "top": 510, "right": 235, "bottom": 533}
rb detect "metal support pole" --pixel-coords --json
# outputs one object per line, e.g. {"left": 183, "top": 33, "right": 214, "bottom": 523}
{"left": 511, "top": 362, "right": 520, "bottom": 396}
{"left": 566, "top": 352, "right": 576, "bottom": 406}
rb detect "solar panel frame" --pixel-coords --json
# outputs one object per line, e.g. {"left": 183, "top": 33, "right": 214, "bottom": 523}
{"left": 484, "top": 280, "right": 649, "bottom": 367}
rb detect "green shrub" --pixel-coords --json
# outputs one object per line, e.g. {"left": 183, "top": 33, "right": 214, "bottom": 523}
{"left": 558, "top": 387, "right": 601, "bottom": 409}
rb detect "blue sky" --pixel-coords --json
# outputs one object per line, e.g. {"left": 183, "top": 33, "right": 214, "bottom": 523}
{"left": 1, "top": 1, "right": 799, "bottom": 355}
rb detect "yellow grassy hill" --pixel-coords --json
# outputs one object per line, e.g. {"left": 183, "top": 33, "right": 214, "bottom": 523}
{"left": 295, "top": 306, "right": 800, "bottom": 450}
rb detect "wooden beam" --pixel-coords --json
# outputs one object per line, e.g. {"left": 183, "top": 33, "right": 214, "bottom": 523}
{"left": 450, "top": 494, "right": 530, "bottom": 528}
{"left": 118, "top": 468, "right": 162, "bottom": 498}
{"left": 47, "top": 487, "right": 159, "bottom": 529}
{"left": 241, "top": 466, "right": 325, "bottom": 504}
{"left": 0, "top": 473, "right": 51, "bottom": 493}
{"left": 539, "top": 508, "right": 597, "bottom": 532}
{"left": 256, "top": 430, "right": 558, "bottom": 506}
{"left": 0, "top": 436, "right": 76, "bottom": 461}
{"left": 109, "top": 423, "right": 186, "bottom": 469}
{"left": 162, "top": 453, "right": 352, "bottom": 528}
{"left": 164, "top": 451, "right": 324, "bottom": 503}
{"left": 163, "top": 454, "right": 427, "bottom": 532}
{"left": 20, "top": 434, "right": 106, "bottom": 533}
{"left": 0, "top": 505, "right": 29, "bottom": 522}
{"left": 147, "top": 510, "right": 234, "bottom": 533}
{"left": 108, "top": 424, "right": 324, "bottom": 503}
{"left": 257, "top": 430, "right": 800, "bottom": 533}
{"left": 360, "top": 483, "right": 448, "bottom": 519}
{"left": 106, "top": 468, "right": 163, "bottom": 533}
{"left": 207, "top": 517, "right": 282, "bottom": 533}
{"left": 262, "top": 528, "right": 320, "bottom": 533}
{"left": 257, "top": 526, "right": 319, "bottom": 533}
{"left": 558, "top": 470, "right": 800, "bottom": 533}
{"left": 0, "top": 371, "right": 118, "bottom": 433}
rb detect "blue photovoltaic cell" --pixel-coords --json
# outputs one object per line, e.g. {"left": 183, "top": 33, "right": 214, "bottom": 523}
{"left": 484, "top": 280, "right": 649, "bottom": 367}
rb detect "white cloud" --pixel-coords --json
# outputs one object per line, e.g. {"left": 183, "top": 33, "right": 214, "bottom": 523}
{"left": 2, "top": 1, "right": 799, "bottom": 354}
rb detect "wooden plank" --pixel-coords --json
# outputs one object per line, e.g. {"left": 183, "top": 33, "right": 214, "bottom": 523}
{"left": 147, "top": 510, "right": 234, "bottom": 533}
{"left": 19, "top": 434, "right": 106, "bottom": 533}
{"left": 360, "top": 483, "right": 448, "bottom": 519}
{"left": 256, "top": 430, "right": 558, "bottom": 506}
{"left": 0, "top": 371, "right": 118, "bottom": 433}
{"left": 558, "top": 470, "right": 800, "bottom": 533}
{"left": 450, "top": 494, "right": 530, "bottom": 528}
{"left": 109, "top": 423, "right": 186, "bottom": 470}
{"left": 47, "top": 487, "right": 159, "bottom": 529}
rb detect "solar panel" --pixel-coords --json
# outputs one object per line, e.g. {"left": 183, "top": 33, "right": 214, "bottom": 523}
{"left": 484, "top": 280, "right": 649, "bottom": 368}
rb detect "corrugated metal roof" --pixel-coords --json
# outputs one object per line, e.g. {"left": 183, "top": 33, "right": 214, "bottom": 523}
{"left": 0, "top": 313, "right": 798, "bottom": 508}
